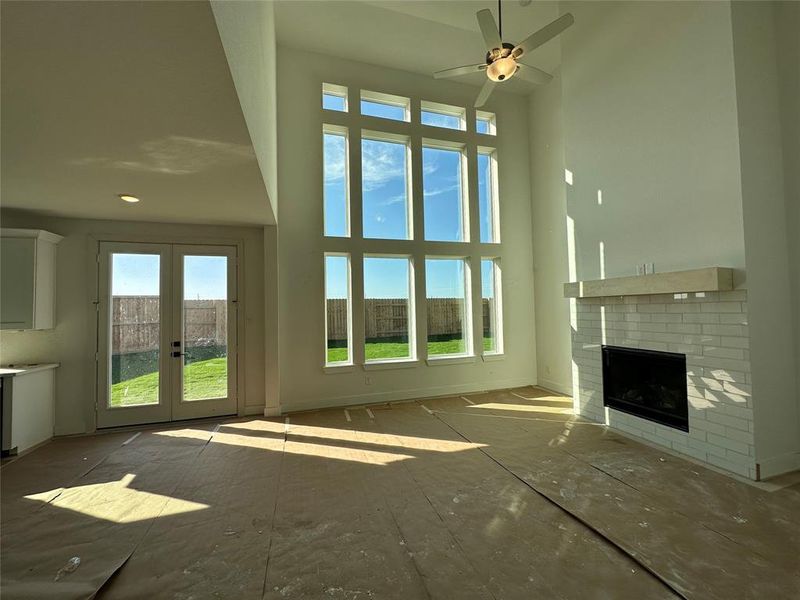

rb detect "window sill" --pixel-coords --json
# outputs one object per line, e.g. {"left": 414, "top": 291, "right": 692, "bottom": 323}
{"left": 363, "top": 359, "right": 420, "bottom": 371}
{"left": 426, "top": 355, "right": 476, "bottom": 366}
{"left": 481, "top": 353, "right": 505, "bottom": 362}
{"left": 323, "top": 364, "right": 356, "bottom": 374}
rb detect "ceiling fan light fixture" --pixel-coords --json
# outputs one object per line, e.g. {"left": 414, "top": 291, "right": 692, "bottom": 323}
{"left": 487, "top": 56, "right": 517, "bottom": 82}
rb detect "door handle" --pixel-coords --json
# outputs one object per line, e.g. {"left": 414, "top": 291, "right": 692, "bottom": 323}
{"left": 171, "top": 351, "right": 184, "bottom": 358}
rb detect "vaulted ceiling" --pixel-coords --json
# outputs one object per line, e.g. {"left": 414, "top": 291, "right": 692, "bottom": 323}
{"left": 275, "top": 0, "right": 561, "bottom": 92}
{"left": 1, "top": 1, "right": 273, "bottom": 226}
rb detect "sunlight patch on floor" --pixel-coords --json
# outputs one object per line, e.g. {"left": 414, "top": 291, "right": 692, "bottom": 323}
{"left": 470, "top": 402, "right": 574, "bottom": 415}
{"left": 24, "top": 474, "right": 209, "bottom": 523}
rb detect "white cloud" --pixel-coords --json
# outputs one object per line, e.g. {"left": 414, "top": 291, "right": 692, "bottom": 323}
{"left": 423, "top": 183, "right": 460, "bottom": 198}
{"left": 362, "top": 139, "right": 406, "bottom": 192}
{"left": 324, "top": 134, "right": 346, "bottom": 183}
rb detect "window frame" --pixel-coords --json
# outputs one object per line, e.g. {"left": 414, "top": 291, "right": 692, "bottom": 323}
{"left": 361, "top": 129, "right": 414, "bottom": 241}
{"left": 477, "top": 145, "right": 500, "bottom": 244}
{"left": 324, "top": 252, "right": 353, "bottom": 367}
{"left": 476, "top": 110, "right": 497, "bottom": 135}
{"left": 360, "top": 89, "right": 411, "bottom": 122}
{"left": 480, "top": 257, "right": 504, "bottom": 356}
{"left": 322, "top": 82, "right": 348, "bottom": 112}
{"left": 420, "top": 100, "right": 467, "bottom": 131}
{"left": 422, "top": 138, "right": 470, "bottom": 243}
{"left": 425, "top": 256, "right": 473, "bottom": 360}
{"left": 323, "top": 124, "right": 351, "bottom": 238}
{"left": 363, "top": 254, "right": 417, "bottom": 364}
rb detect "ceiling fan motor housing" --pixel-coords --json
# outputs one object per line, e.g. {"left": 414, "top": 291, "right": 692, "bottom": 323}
{"left": 486, "top": 42, "right": 518, "bottom": 81}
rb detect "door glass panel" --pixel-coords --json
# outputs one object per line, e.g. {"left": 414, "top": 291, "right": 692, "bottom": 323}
{"left": 183, "top": 255, "right": 228, "bottom": 401}
{"left": 110, "top": 253, "right": 161, "bottom": 407}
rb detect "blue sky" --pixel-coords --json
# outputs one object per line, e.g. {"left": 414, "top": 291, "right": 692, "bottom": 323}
{"left": 112, "top": 254, "right": 227, "bottom": 299}
{"left": 324, "top": 100, "right": 498, "bottom": 300}
{"left": 326, "top": 256, "right": 495, "bottom": 300}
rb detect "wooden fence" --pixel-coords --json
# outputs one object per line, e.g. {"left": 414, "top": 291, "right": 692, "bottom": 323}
{"left": 112, "top": 296, "right": 227, "bottom": 354}
{"left": 327, "top": 298, "right": 491, "bottom": 341}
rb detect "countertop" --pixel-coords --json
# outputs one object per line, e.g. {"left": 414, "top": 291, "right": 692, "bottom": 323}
{"left": 0, "top": 363, "right": 60, "bottom": 377}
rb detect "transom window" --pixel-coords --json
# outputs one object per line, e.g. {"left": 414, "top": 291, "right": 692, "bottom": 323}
{"left": 321, "top": 83, "right": 504, "bottom": 366}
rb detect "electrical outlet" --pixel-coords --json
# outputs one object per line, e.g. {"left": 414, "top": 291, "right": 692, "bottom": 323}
{"left": 365, "top": 376, "right": 372, "bottom": 385}
{"left": 636, "top": 264, "right": 645, "bottom": 276}
{"left": 645, "top": 263, "right": 655, "bottom": 275}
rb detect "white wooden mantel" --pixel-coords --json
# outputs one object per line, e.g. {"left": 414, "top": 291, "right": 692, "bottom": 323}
{"left": 563, "top": 267, "right": 735, "bottom": 299}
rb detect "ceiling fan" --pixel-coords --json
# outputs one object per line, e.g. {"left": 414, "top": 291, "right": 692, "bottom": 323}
{"left": 433, "top": 1, "right": 574, "bottom": 107}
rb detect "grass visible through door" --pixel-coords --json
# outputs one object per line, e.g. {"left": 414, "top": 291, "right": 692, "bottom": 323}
{"left": 110, "top": 358, "right": 227, "bottom": 406}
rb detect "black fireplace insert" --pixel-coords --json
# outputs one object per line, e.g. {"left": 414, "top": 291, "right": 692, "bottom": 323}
{"left": 602, "top": 345, "right": 689, "bottom": 432}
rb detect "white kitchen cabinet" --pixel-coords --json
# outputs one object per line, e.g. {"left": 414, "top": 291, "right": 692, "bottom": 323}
{"left": 1, "top": 229, "right": 63, "bottom": 330}
{"left": 0, "top": 363, "right": 58, "bottom": 456}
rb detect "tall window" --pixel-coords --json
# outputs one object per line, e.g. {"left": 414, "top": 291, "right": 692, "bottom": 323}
{"left": 481, "top": 259, "right": 502, "bottom": 354}
{"left": 362, "top": 133, "right": 411, "bottom": 240}
{"left": 323, "top": 126, "right": 349, "bottom": 237}
{"left": 426, "top": 258, "right": 470, "bottom": 357}
{"left": 321, "top": 84, "right": 504, "bottom": 366}
{"left": 325, "top": 254, "right": 351, "bottom": 365}
{"left": 478, "top": 148, "right": 499, "bottom": 243}
{"left": 423, "top": 144, "right": 467, "bottom": 242}
{"left": 364, "top": 256, "right": 414, "bottom": 361}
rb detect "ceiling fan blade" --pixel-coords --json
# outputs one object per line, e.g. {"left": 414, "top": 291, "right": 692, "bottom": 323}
{"left": 476, "top": 8, "right": 502, "bottom": 52}
{"left": 474, "top": 79, "right": 496, "bottom": 108}
{"left": 512, "top": 12, "right": 574, "bottom": 59}
{"left": 514, "top": 63, "right": 553, "bottom": 85}
{"left": 433, "top": 63, "right": 487, "bottom": 80}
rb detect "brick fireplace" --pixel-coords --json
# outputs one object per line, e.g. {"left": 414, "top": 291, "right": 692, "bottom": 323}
{"left": 570, "top": 289, "right": 754, "bottom": 479}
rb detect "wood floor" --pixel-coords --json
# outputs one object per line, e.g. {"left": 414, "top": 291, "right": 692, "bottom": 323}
{"left": 2, "top": 386, "right": 799, "bottom": 599}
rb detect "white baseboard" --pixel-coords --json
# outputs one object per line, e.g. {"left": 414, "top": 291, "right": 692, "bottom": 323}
{"left": 757, "top": 451, "right": 800, "bottom": 480}
{"left": 282, "top": 377, "right": 535, "bottom": 414}
{"left": 536, "top": 377, "right": 572, "bottom": 397}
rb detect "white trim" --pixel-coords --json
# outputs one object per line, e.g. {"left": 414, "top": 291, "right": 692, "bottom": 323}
{"left": 363, "top": 359, "right": 419, "bottom": 371}
{"left": 360, "top": 89, "right": 411, "bottom": 122}
{"left": 323, "top": 364, "right": 356, "bottom": 374}
{"left": 481, "top": 353, "right": 504, "bottom": 362}
{"left": 0, "top": 228, "right": 63, "bottom": 243}
{"left": 426, "top": 355, "right": 476, "bottom": 366}
{"left": 757, "top": 452, "right": 800, "bottom": 480}
{"left": 420, "top": 100, "right": 467, "bottom": 131}
{"left": 322, "top": 82, "right": 348, "bottom": 112}
{"left": 475, "top": 110, "right": 497, "bottom": 135}
{"left": 536, "top": 378, "right": 573, "bottom": 396}
{"left": 282, "top": 377, "right": 534, "bottom": 414}
{"left": 324, "top": 252, "right": 353, "bottom": 367}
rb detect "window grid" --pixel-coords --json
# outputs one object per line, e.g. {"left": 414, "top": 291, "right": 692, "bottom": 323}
{"left": 321, "top": 84, "right": 503, "bottom": 367}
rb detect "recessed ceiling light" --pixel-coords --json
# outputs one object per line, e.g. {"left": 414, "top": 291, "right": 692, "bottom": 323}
{"left": 118, "top": 194, "right": 140, "bottom": 203}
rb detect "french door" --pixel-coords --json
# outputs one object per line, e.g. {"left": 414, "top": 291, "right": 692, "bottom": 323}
{"left": 96, "top": 242, "right": 238, "bottom": 429}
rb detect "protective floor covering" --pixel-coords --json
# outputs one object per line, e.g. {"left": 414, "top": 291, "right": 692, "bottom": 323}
{"left": 2, "top": 386, "right": 799, "bottom": 599}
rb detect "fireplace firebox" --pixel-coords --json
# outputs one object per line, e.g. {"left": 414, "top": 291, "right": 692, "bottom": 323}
{"left": 602, "top": 345, "right": 689, "bottom": 432}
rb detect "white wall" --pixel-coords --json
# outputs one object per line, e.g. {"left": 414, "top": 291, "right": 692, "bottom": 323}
{"left": 730, "top": 0, "right": 799, "bottom": 474}
{"left": 275, "top": 47, "right": 537, "bottom": 412}
{"left": 529, "top": 0, "right": 800, "bottom": 477}
{"left": 530, "top": 0, "right": 747, "bottom": 399}
{"left": 561, "top": 0, "right": 746, "bottom": 283}
{"left": 529, "top": 70, "right": 572, "bottom": 395}
{"left": 774, "top": 0, "right": 800, "bottom": 458}
{"left": 211, "top": 0, "right": 279, "bottom": 221}
{"left": 0, "top": 211, "right": 266, "bottom": 435}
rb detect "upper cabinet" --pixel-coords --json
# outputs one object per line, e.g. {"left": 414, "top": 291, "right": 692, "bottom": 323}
{"left": 1, "top": 229, "right": 63, "bottom": 330}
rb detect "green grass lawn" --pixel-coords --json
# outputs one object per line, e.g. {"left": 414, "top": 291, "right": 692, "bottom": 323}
{"left": 327, "top": 337, "right": 495, "bottom": 364}
{"left": 110, "top": 357, "right": 228, "bottom": 406}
